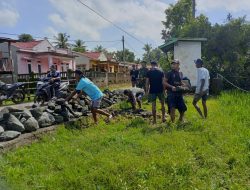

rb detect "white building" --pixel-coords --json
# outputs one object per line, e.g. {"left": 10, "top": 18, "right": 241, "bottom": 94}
{"left": 159, "top": 38, "right": 207, "bottom": 86}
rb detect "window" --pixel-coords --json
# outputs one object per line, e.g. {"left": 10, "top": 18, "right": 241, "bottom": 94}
{"left": 27, "top": 60, "right": 31, "bottom": 63}
{"left": 61, "top": 66, "right": 64, "bottom": 72}
{"left": 28, "top": 64, "right": 32, "bottom": 74}
{"left": 38, "top": 65, "right": 41, "bottom": 74}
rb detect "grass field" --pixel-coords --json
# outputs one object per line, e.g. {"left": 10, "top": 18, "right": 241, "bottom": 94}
{"left": 0, "top": 91, "right": 249, "bottom": 190}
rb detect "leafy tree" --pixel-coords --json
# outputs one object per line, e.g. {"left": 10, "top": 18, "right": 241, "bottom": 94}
{"left": 94, "top": 45, "right": 106, "bottom": 52}
{"left": 18, "top": 33, "right": 34, "bottom": 42}
{"left": 142, "top": 43, "right": 153, "bottom": 63}
{"left": 162, "top": 0, "right": 193, "bottom": 38}
{"left": 115, "top": 49, "right": 135, "bottom": 62}
{"left": 72, "top": 39, "right": 86, "bottom": 53}
{"left": 54, "top": 33, "right": 70, "bottom": 49}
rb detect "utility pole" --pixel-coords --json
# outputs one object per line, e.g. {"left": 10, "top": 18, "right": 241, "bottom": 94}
{"left": 192, "top": 0, "right": 196, "bottom": 18}
{"left": 122, "top": 35, "right": 125, "bottom": 62}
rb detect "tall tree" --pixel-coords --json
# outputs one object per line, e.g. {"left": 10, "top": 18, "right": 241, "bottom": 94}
{"left": 18, "top": 33, "right": 34, "bottom": 42}
{"left": 54, "top": 33, "right": 70, "bottom": 49}
{"left": 142, "top": 44, "right": 152, "bottom": 63}
{"left": 72, "top": 39, "right": 86, "bottom": 53}
{"left": 115, "top": 49, "right": 135, "bottom": 62}
{"left": 94, "top": 45, "right": 106, "bottom": 52}
{"left": 162, "top": 0, "right": 193, "bottom": 38}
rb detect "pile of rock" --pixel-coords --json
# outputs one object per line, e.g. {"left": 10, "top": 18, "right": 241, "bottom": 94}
{"left": 0, "top": 89, "right": 128, "bottom": 142}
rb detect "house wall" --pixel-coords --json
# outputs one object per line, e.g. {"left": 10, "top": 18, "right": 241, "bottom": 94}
{"left": 74, "top": 54, "right": 90, "bottom": 71}
{"left": 174, "top": 41, "right": 201, "bottom": 86}
{"left": 33, "top": 40, "right": 55, "bottom": 52}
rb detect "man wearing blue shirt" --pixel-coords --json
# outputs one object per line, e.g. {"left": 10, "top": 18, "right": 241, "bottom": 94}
{"left": 66, "top": 70, "right": 112, "bottom": 124}
{"left": 47, "top": 65, "right": 61, "bottom": 98}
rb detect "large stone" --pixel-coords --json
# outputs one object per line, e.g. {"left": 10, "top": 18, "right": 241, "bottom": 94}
{"left": 0, "top": 131, "right": 21, "bottom": 141}
{"left": 4, "top": 114, "right": 25, "bottom": 132}
{"left": 23, "top": 117, "right": 39, "bottom": 132}
{"left": 30, "top": 107, "right": 44, "bottom": 119}
{"left": 11, "top": 109, "right": 32, "bottom": 120}
{"left": 48, "top": 101, "right": 56, "bottom": 110}
{"left": 38, "top": 112, "right": 55, "bottom": 128}
{"left": 0, "top": 125, "right": 4, "bottom": 134}
{"left": 54, "top": 115, "right": 64, "bottom": 124}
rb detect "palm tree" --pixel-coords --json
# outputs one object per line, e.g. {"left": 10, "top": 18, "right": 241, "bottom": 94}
{"left": 54, "top": 33, "right": 70, "bottom": 49}
{"left": 143, "top": 43, "right": 152, "bottom": 62}
{"left": 94, "top": 45, "right": 106, "bottom": 52}
{"left": 72, "top": 39, "right": 86, "bottom": 53}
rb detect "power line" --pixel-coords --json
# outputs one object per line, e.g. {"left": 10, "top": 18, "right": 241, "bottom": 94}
{"left": 0, "top": 32, "right": 121, "bottom": 43}
{"left": 76, "top": 0, "right": 146, "bottom": 45}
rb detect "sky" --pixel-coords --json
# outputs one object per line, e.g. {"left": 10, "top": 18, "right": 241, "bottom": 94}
{"left": 0, "top": 0, "right": 249, "bottom": 59}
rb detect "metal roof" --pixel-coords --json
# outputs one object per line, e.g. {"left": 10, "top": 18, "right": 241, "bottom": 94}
{"left": 159, "top": 38, "right": 207, "bottom": 52}
{"left": 0, "top": 37, "right": 18, "bottom": 43}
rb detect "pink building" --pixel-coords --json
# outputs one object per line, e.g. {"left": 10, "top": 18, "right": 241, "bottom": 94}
{"left": 0, "top": 39, "right": 76, "bottom": 75}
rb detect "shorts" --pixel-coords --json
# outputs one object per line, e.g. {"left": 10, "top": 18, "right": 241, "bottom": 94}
{"left": 91, "top": 97, "right": 102, "bottom": 108}
{"left": 148, "top": 93, "right": 165, "bottom": 103}
{"left": 136, "top": 92, "right": 144, "bottom": 101}
{"left": 193, "top": 91, "right": 209, "bottom": 102}
{"left": 167, "top": 94, "right": 187, "bottom": 113}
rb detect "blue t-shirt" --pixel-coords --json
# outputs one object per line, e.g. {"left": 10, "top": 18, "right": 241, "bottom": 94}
{"left": 76, "top": 77, "right": 103, "bottom": 100}
{"left": 47, "top": 71, "right": 61, "bottom": 83}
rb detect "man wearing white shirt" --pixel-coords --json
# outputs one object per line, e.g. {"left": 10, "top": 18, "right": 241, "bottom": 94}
{"left": 193, "top": 59, "right": 210, "bottom": 118}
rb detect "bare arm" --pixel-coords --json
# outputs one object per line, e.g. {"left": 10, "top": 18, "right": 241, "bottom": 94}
{"left": 165, "top": 78, "right": 176, "bottom": 91}
{"left": 65, "top": 90, "right": 77, "bottom": 102}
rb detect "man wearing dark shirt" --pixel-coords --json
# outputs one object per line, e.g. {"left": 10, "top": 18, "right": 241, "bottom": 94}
{"left": 138, "top": 61, "right": 149, "bottom": 91}
{"left": 130, "top": 65, "right": 139, "bottom": 87}
{"left": 146, "top": 61, "right": 166, "bottom": 124}
{"left": 165, "top": 60, "right": 187, "bottom": 122}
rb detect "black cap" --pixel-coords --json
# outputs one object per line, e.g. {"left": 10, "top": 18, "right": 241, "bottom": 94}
{"left": 150, "top": 61, "right": 157, "bottom": 66}
{"left": 75, "top": 69, "right": 83, "bottom": 75}
{"left": 195, "top": 59, "right": 203, "bottom": 65}
{"left": 171, "top": 59, "right": 180, "bottom": 64}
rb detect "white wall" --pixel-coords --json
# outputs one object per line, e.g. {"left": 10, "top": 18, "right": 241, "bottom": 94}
{"left": 33, "top": 40, "right": 55, "bottom": 52}
{"left": 74, "top": 53, "right": 91, "bottom": 70}
{"left": 174, "top": 41, "right": 201, "bottom": 86}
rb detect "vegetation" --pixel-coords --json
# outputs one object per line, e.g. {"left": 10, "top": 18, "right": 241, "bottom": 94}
{"left": 115, "top": 48, "right": 135, "bottom": 62}
{"left": 162, "top": 0, "right": 250, "bottom": 89}
{"left": 72, "top": 39, "right": 86, "bottom": 53}
{"left": 18, "top": 34, "right": 34, "bottom": 42}
{"left": 54, "top": 33, "right": 70, "bottom": 49}
{"left": 0, "top": 92, "right": 249, "bottom": 189}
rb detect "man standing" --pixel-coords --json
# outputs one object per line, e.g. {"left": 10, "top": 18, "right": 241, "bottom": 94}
{"left": 138, "top": 61, "right": 149, "bottom": 92}
{"left": 165, "top": 60, "right": 187, "bottom": 122}
{"left": 193, "top": 59, "right": 210, "bottom": 118}
{"left": 66, "top": 70, "right": 112, "bottom": 124}
{"left": 130, "top": 65, "right": 139, "bottom": 87}
{"left": 146, "top": 61, "right": 166, "bottom": 124}
{"left": 47, "top": 65, "right": 61, "bottom": 98}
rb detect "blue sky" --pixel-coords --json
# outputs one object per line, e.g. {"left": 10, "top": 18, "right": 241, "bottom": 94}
{"left": 0, "top": 0, "right": 249, "bottom": 59}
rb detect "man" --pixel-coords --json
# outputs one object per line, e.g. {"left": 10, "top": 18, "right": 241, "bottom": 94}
{"left": 124, "top": 89, "right": 144, "bottom": 110}
{"left": 130, "top": 65, "right": 139, "bottom": 87}
{"left": 193, "top": 59, "right": 210, "bottom": 118}
{"left": 66, "top": 70, "right": 112, "bottom": 124}
{"left": 146, "top": 61, "right": 166, "bottom": 124}
{"left": 138, "top": 61, "right": 149, "bottom": 91}
{"left": 47, "top": 65, "right": 61, "bottom": 98}
{"left": 165, "top": 59, "right": 187, "bottom": 122}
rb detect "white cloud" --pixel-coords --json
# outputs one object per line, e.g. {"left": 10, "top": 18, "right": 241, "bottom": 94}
{"left": 47, "top": 0, "right": 169, "bottom": 43}
{"left": 0, "top": 1, "right": 19, "bottom": 27}
{"left": 197, "top": 0, "right": 250, "bottom": 12}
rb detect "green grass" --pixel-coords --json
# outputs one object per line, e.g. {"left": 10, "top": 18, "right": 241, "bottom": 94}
{"left": 0, "top": 91, "right": 249, "bottom": 189}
